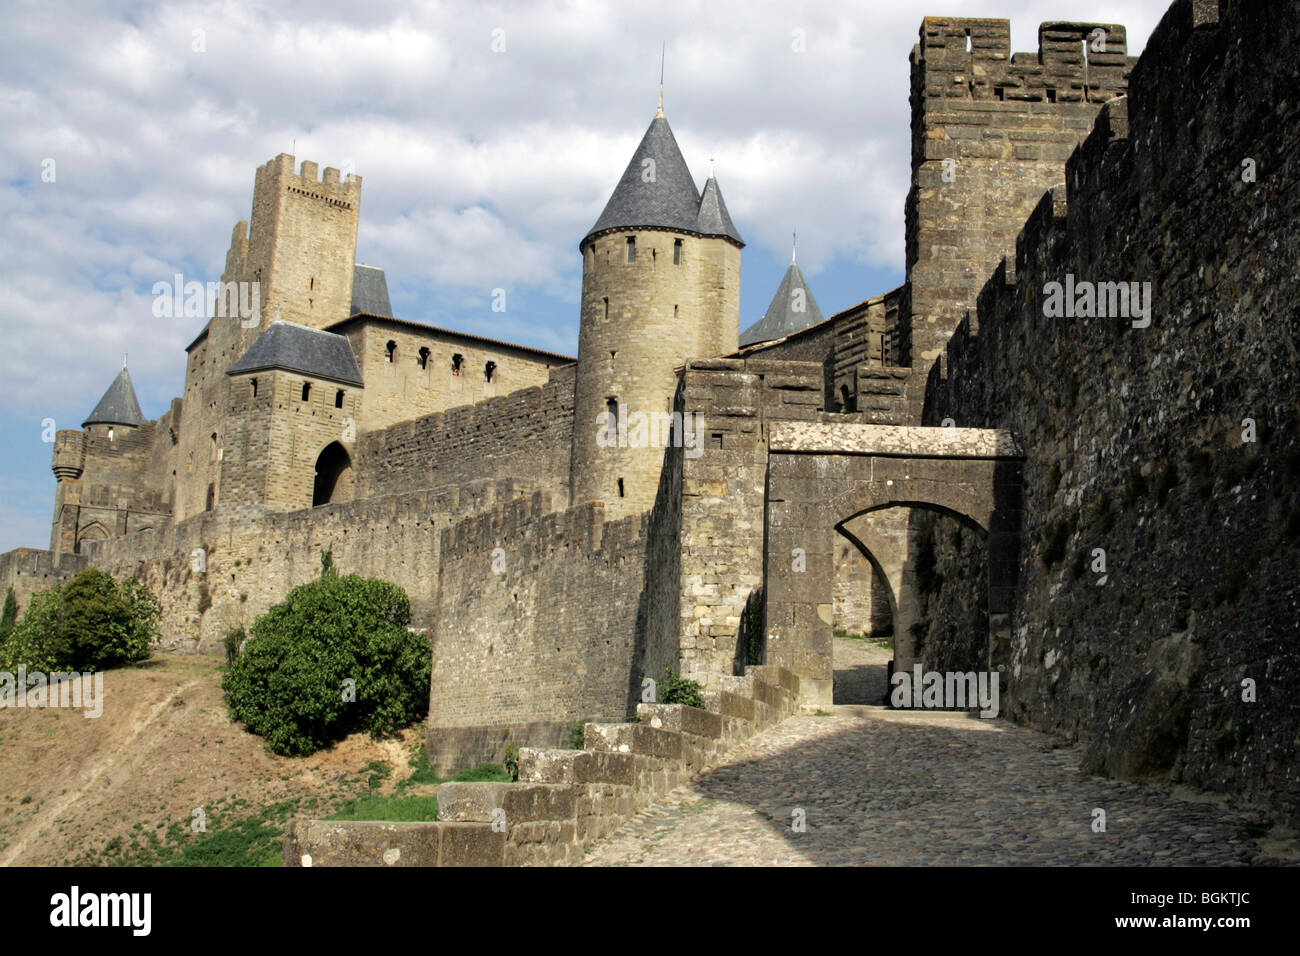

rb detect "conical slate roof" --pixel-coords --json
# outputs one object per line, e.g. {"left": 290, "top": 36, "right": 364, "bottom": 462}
{"left": 696, "top": 176, "right": 743, "bottom": 245}
{"left": 226, "top": 321, "right": 363, "bottom": 386}
{"left": 585, "top": 115, "right": 743, "bottom": 247}
{"left": 739, "top": 260, "right": 826, "bottom": 347}
{"left": 83, "top": 367, "right": 146, "bottom": 428}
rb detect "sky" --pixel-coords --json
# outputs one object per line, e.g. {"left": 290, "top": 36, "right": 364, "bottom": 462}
{"left": 0, "top": 0, "right": 1174, "bottom": 553}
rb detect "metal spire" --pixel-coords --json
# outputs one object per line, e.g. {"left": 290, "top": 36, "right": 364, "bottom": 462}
{"left": 656, "top": 43, "right": 665, "bottom": 117}
{"left": 792, "top": 231, "right": 797, "bottom": 263}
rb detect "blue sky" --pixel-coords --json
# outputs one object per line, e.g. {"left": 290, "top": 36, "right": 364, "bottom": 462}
{"left": 0, "top": 0, "right": 1172, "bottom": 552}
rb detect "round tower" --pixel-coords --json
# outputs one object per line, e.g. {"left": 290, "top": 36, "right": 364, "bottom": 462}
{"left": 570, "top": 109, "right": 744, "bottom": 518}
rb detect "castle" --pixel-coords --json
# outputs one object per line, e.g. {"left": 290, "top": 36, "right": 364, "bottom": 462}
{"left": 4, "top": 1, "right": 1297, "bottom": 830}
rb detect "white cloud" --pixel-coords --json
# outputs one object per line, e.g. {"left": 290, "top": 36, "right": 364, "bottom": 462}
{"left": 0, "top": 0, "right": 1173, "bottom": 421}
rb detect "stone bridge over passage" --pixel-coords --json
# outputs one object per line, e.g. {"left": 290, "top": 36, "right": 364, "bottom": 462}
{"left": 762, "top": 423, "right": 1024, "bottom": 706}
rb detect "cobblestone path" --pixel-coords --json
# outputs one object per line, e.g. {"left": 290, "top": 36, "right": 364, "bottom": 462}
{"left": 584, "top": 705, "right": 1286, "bottom": 866}
{"left": 832, "top": 636, "right": 891, "bottom": 705}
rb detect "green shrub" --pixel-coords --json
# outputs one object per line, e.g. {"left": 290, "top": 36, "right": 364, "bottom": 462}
{"left": 567, "top": 719, "right": 587, "bottom": 750}
{"left": 223, "top": 627, "right": 245, "bottom": 667}
{"left": 0, "top": 569, "right": 157, "bottom": 672}
{"left": 0, "top": 587, "right": 17, "bottom": 643}
{"left": 659, "top": 667, "right": 704, "bottom": 708}
{"left": 221, "top": 573, "right": 430, "bottom": 756}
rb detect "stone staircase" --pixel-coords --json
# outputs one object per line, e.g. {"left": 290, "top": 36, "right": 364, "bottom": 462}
{"left": 282, "top": 664, "right": 802, "bottom": 866}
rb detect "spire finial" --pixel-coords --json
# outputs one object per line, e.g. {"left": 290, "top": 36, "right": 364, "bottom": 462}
{"left": 792, "top": 231, "right": 797, "bottom": 263}
{"left": 123, "top": 352, "right": 128, "bottom": 369}
{"left": 656, "top": 42, "right": 665, "bottom": 117}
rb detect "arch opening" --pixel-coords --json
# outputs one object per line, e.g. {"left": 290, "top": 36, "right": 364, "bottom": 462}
{"left": 312, "top": 441, "right": 353, "bottom": 507}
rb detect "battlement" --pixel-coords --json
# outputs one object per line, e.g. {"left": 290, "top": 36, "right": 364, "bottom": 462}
{"left": 257, "top": 153, "right": 361, "bottom": 201}
{"left": 913, "top": 16, "right": 1132, "bottom": 103}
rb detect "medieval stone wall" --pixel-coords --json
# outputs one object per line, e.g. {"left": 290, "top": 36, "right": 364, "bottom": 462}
{"left": 355, "top": 364, "right": 575, "bottom": 502}
{"left": 338, "top": 318, "right": 566, "bottom": 435}
{"left": 927, "top": 0, "right": 1300, "bottom": 824}
{"left": 427, "top": 495, "right": 650, "bottom": 774}
{"left": 76, "top": 477, "right": 535, "bottom": 650}
{"left": 901, "top": 16, "right": 1135, "bottom": 374}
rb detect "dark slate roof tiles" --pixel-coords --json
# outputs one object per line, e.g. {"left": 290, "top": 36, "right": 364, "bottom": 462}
{"left": 83, "top": 367, "right": 147, "bottom": 428}
{"left": 738, "top": 261, "right": 826, "bottom": 347}
{"left": 225, "top": 321, "right": 363, "bottom": 386}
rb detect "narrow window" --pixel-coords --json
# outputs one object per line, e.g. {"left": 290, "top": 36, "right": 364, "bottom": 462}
{"left": 451, "top": 353, "right": 463, "bottom": 376}
{"left": 250, "top": 377, "right": 258, "bottom": 397}
{"left": 965, "top": 29, "right": 971, "bottom": 52}
{"left": 210, "top": 432, "right": 217, "bottom": 462}
{"left": 617, "top": 478, "right": 625, "bottom": 498}
{"left": 335, "top": 389, "right": 344, "bottom": 408}
{"left": 673, "top": 239, "right": 682, "bottom": 264}
{"left": 603, "top": 297, "right": 609, "bottom": 321}
{"left": 107, "top": 427, "right": 114, "bottom": 441}
{"left": 626, "top": 236, "right": 636, "bottom": 262}
{"left": 606, "top": 397, "right": 618, "bottom": 440}
{"left": 309, "top": 276, "right": 315, "bottom": 290}
{"left": 485, "top": 361, "right": 496, "bottom": 383}
{"left": 301, "top": 382, "right": 311, "bottom": 401}
{"left": 674, "top": 304, "right": 678, "bottom": 319}
{"left": 418, "top": 346, "right": 430, "bottom": 369}
{"left": 385, "top": 340, "right": 397, "bottom": 363}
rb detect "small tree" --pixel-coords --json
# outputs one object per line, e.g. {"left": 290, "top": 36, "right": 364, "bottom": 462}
{"left": 1, "top": 570, "right": 157, "bottom": 672}
{"left": 222, "top": 573, "right": 430, "bottom": 756}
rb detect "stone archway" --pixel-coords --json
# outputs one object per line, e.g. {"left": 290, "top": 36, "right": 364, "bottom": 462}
{"left": 312, "top": 441, "right": 353, "bottom": 507}
{"left": 763, "top": 422, "right": 1023, "bottom": 706}
{"left": 75, "top": 521, "right": 109, "bottom": 554}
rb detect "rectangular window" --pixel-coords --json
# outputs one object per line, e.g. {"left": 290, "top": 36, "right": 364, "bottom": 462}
{"left": 673, "top": 239, "right": 682, "bottom": 265}
{"left": 626, "top": 236, "right": 636, "bottom": 262}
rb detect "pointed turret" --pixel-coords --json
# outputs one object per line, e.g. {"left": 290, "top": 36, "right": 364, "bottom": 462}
{"left": 696, "top": 176, "right": 743, "bottom": 245}
{"left": 739, "top": 254, "right": 826, "bottom": 347}
{"left": 584, "top": 116, "right": 744, "bottom": 248}
{"left": 82, "top": 366, "right": 146, "bottom": 428}
{"left": 572, "top": 106, "right": 744, "bottom": 517}
{"left": 585, "top": 116, "right": 703, "bottom": 244}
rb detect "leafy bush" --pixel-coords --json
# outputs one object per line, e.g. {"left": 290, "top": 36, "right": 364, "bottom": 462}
{"left": 223, "top": 626, "right": 245, "bottom": 667}
{"left": 659, "top": 667, "right": 704, "bottom": 708}
{"left": 0, "top": 569, "right": 157, "bottom": 672}
{"left": 0, "top": 587, "right": 17, "bottom": 643}
{"left": 221, "top": 573, "right": 430, "bottom": 756}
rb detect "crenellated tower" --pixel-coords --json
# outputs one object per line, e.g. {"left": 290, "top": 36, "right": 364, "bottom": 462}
{"left": 570, "top": 108, "right": 744, "bottom": 518}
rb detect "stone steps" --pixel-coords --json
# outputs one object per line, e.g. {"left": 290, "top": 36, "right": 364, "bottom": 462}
{"left": 282, "top": 664, "right": 802, "bottom": 867}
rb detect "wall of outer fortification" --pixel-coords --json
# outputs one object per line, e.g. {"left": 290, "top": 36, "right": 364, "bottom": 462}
{"left": 79, "top": 477, "right": 536, "bottom": 650}
{"left": 337, "top": 319, "right": 566, "bottom": 435}
{"left": 928, "top": 0, "right": 1300, "bottom": 826}
{"left": 571, "top": 230, "right": 741, "bottom": 519}
{"left": 427, "top": 496, "right": 649, "bottom": 774}
{"left": 0, "top": 549, "right": 87, "bottom": 616}
{"left": 901, "top": 16, "right": 1136, "bottom": 376}
{"left": 354, "top": 365, "right": 575, "bottom": 502}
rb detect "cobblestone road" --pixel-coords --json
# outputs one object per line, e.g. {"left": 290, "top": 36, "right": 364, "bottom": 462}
{"left": 584, "top": 703, "right": 1286, "bottom": 867}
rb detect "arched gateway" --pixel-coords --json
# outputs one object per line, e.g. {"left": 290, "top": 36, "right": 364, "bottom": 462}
{"left": 762, "top": 422, "right": 1023, "bottom": 707}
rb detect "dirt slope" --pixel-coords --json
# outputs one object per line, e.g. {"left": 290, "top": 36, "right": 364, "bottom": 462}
{"left": 0, "top": 653, "right": 423, "bottom": 866}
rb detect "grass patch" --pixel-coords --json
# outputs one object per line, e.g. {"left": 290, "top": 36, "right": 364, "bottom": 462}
{"left": 327, "top": 795, "right": 438, "bottom": 823}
